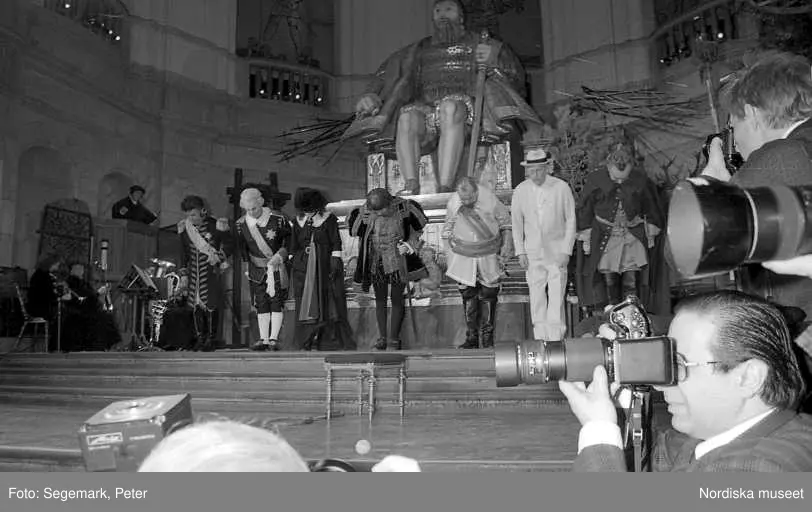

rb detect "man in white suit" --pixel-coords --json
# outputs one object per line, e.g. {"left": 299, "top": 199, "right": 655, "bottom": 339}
{"left": 511, "top": 148, "right": 576, "bottom": 341}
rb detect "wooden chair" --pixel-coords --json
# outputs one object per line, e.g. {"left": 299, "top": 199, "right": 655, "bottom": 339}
{"left": 14, "top": 284, "right": 49, "bottom": 353}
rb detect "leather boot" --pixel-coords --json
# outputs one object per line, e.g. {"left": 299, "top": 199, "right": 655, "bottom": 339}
{"left": 479, "top": 288, "right": 498, "bottom": 349}
{"left": 603, "top": 272, "right": 621, "bottom": 306}
{"left": 621, "top": 270, "right": 641, "bottom": 301}
{"left": 458, "top": 286, "right": 480, "bottom": 349}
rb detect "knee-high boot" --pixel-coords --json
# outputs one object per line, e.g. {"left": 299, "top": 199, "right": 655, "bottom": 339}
{"left": 621, "top": 270, "right": 641, "bottom": 301}
{"left": 478, "top": 285, "right": 498, "bottom": 349}
{"left": 603, "top": 272, "right": 621, "bottom": 306}
{"left": 458, "top": 286, "right": 480, "bottom": 349}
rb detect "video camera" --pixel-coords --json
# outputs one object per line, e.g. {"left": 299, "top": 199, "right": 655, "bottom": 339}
{"left": 494, "top": 297, "right": 677, "bottom": 388}
{"left": 668, "top": 178, "right": 812, "bottom": 278}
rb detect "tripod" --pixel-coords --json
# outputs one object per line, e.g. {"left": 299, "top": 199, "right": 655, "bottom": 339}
{"left": 621, "top": 386, "right": 654, "bottom": 472}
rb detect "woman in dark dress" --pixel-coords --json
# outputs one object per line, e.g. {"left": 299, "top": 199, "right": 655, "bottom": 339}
{"left": 27, "top": 255, "right": 73, "bottom": 352}
{"left": 289, "top": 188, "right": 355, "bottom": 351}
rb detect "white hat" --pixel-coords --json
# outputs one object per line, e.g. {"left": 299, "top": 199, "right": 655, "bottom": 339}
{"left": 520, "top": 148, "right": 553, "bottom": 166}
{"left": 239, "top": 188, "right": 264, "bottom": 210}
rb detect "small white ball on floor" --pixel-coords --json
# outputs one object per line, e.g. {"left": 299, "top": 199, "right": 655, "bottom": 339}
{"left": 355, "top": 439, "right": 371, "bottom": 455}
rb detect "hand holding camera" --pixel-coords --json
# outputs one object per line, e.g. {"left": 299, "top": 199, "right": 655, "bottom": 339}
{"left": 700, "top": 136, "right": 732, "bottom": 182}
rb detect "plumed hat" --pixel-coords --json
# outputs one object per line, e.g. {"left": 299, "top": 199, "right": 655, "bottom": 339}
{"left": 239, "top": 188, "right": 264, "bottom": 210}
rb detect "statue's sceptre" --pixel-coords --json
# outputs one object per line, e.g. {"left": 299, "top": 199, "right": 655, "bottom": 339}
{"left": 467, "top": 29, "right": 491, "bottom": 178}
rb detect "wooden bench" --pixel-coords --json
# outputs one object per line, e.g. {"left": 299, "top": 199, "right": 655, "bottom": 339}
{"left": 323, "top": 353, "right": 408, "bottom": 421}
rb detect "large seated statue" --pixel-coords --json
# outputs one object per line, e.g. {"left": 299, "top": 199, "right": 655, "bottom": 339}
{"left": 345, "top": 0, "right": 543, "bottom": 196}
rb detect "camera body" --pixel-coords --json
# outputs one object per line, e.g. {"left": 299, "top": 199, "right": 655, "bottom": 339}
{"left": 494, "top": 297, "right": 678, "bottom": 387}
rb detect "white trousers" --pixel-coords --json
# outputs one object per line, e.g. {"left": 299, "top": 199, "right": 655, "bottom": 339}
{"left": 525, "top": 258, "right": 567, "bottom": 341}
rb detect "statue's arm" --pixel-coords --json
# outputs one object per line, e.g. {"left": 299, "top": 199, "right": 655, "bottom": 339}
{"left": 490, "top": 40, "right": 527, "bottom": 96}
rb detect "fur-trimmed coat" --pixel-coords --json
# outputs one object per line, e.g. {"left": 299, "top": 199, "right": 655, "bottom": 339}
{"left": 348, "top": 198, "right": 429, "bottom": 291}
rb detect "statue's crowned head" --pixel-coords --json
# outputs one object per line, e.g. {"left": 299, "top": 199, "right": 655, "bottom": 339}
{"left": 433, "top": 0, "right": 466, "bottom": 43}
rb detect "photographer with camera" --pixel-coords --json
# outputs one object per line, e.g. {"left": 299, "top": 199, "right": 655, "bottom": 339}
{"left": 558, "top": 290, "right": 812, "bottom": 472}
{"left": 701, "top": 50, "right": 812, "bottom": 317}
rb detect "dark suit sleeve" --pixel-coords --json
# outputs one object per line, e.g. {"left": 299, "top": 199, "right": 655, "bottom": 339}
{"left": 732, "top": 139, "right": 812, "bottom": 187}
{"left": 573, "top": 445, "right": 629, "bottom": 472}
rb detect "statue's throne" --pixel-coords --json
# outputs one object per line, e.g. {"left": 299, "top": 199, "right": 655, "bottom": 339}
{"left": 361, "top": 132, "right": 522, "bottom": 196}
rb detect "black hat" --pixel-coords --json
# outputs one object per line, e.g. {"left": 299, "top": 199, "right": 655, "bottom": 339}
{"left": 294, "top": 188, "right": 328, "bottom": 213}
{"left": 130, "top": 185, "right": 146, "bottom": 194}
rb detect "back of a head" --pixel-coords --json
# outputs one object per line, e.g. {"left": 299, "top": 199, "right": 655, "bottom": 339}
{"left": 675, "top": 290, "right": 807, "bottom": 411}
{"left": 138, "top": 420, "right": 310, "bottom": 472}
{"left": 725, "top": 51, "right": 812, "bottom": 128}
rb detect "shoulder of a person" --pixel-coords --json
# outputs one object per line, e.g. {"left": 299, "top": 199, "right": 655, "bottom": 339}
{"left": 513, "top": 180, "right": 531, "bottom": 193}
{"left": 176, "top": 220, "right": 185, "bottom": 233}
{"left": 734, "top": 139, "right": 812, "bottom": 186}
{"left": 236, "top": 215, "right": 246, "bottom": 225}
{"left": 701, "top": 413, "right": 812, "bottom": 470}
{"left": 548, "top": 175, "right": 571, "bottom": 190}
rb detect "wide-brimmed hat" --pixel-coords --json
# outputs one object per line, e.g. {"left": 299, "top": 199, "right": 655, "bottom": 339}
{"left": 520, "top": 148, "right": 553, "bottom": 166}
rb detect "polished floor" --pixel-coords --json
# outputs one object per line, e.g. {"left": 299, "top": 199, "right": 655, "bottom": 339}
{"left": 0, "top": 399, "right": 672, "bottom": 471}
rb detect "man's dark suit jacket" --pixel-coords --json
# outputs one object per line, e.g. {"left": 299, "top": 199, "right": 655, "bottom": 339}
{"left": 574, "top": 410, "right": 812, "bottom": 472}
{"left": 730, "top": 119, "right": 812, "bottom": 318}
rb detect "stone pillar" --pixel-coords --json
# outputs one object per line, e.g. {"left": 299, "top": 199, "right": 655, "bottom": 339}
{"left": 127, "top": 0, "right": 240, "bottom": 95}
{"left": 333, "top": 0, "right": 434, "bottom": 112}
{"left": 539, "top": 0, "right": 655, "bottom": 103}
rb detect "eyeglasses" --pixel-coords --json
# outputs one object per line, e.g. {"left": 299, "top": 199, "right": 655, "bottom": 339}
{"left": 675, "top": 352, "right": 725, "bottom": 382}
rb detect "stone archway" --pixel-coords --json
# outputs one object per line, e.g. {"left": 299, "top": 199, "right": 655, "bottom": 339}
{"left": 13, "top": 146, "right": 75, "bottom": 269}
{"left": 97, "top": 171, "right": 133, "bottom": 218}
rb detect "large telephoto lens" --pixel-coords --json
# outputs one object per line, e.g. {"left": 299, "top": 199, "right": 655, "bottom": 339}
{"left": 668, "top": 178, "right": 812, "bottom": 278}
{"left": 494, "top": 338, "right": 611, "bottom": 387}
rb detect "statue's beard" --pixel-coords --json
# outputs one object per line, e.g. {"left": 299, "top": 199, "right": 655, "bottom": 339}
{"left": 433, "top": 19, "right": 464, "bottom": 44}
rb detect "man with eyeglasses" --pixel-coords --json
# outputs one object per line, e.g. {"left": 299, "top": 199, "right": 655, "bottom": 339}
{"left": 559, "top": 290, "right": 812, "bottom": 472}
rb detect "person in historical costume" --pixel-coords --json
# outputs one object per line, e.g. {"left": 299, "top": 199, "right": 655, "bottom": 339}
{"left": 348, "top": 188, "right": 430, "bottom": 350}
{"left": 26, "top": 254, "right": 69, "bottom": 352}
{"left": 111, "top": 185, "right": 158, "bottom": 225}
{"left": 59, "top": 262, "right": 121, "bottom": 352}
{"left": 168, "top": 195, "right": 233, "bottom": 351}
{"left": 511, "top": 148, "right": 576, "bottom": 341}
{"left": 346, "top": 0, "right": 543, "bottom": 196}
{"left": 235, "top": 188, "right": 291, "bottom": 351}
{"left": 289, "top": 188, "right": 355, "bottom": 351}
{"left": 442, "top": 177, "right": 513, "bottom": 349}
{"left": 574, "top": 142, "right": 665, "bottom": 311}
